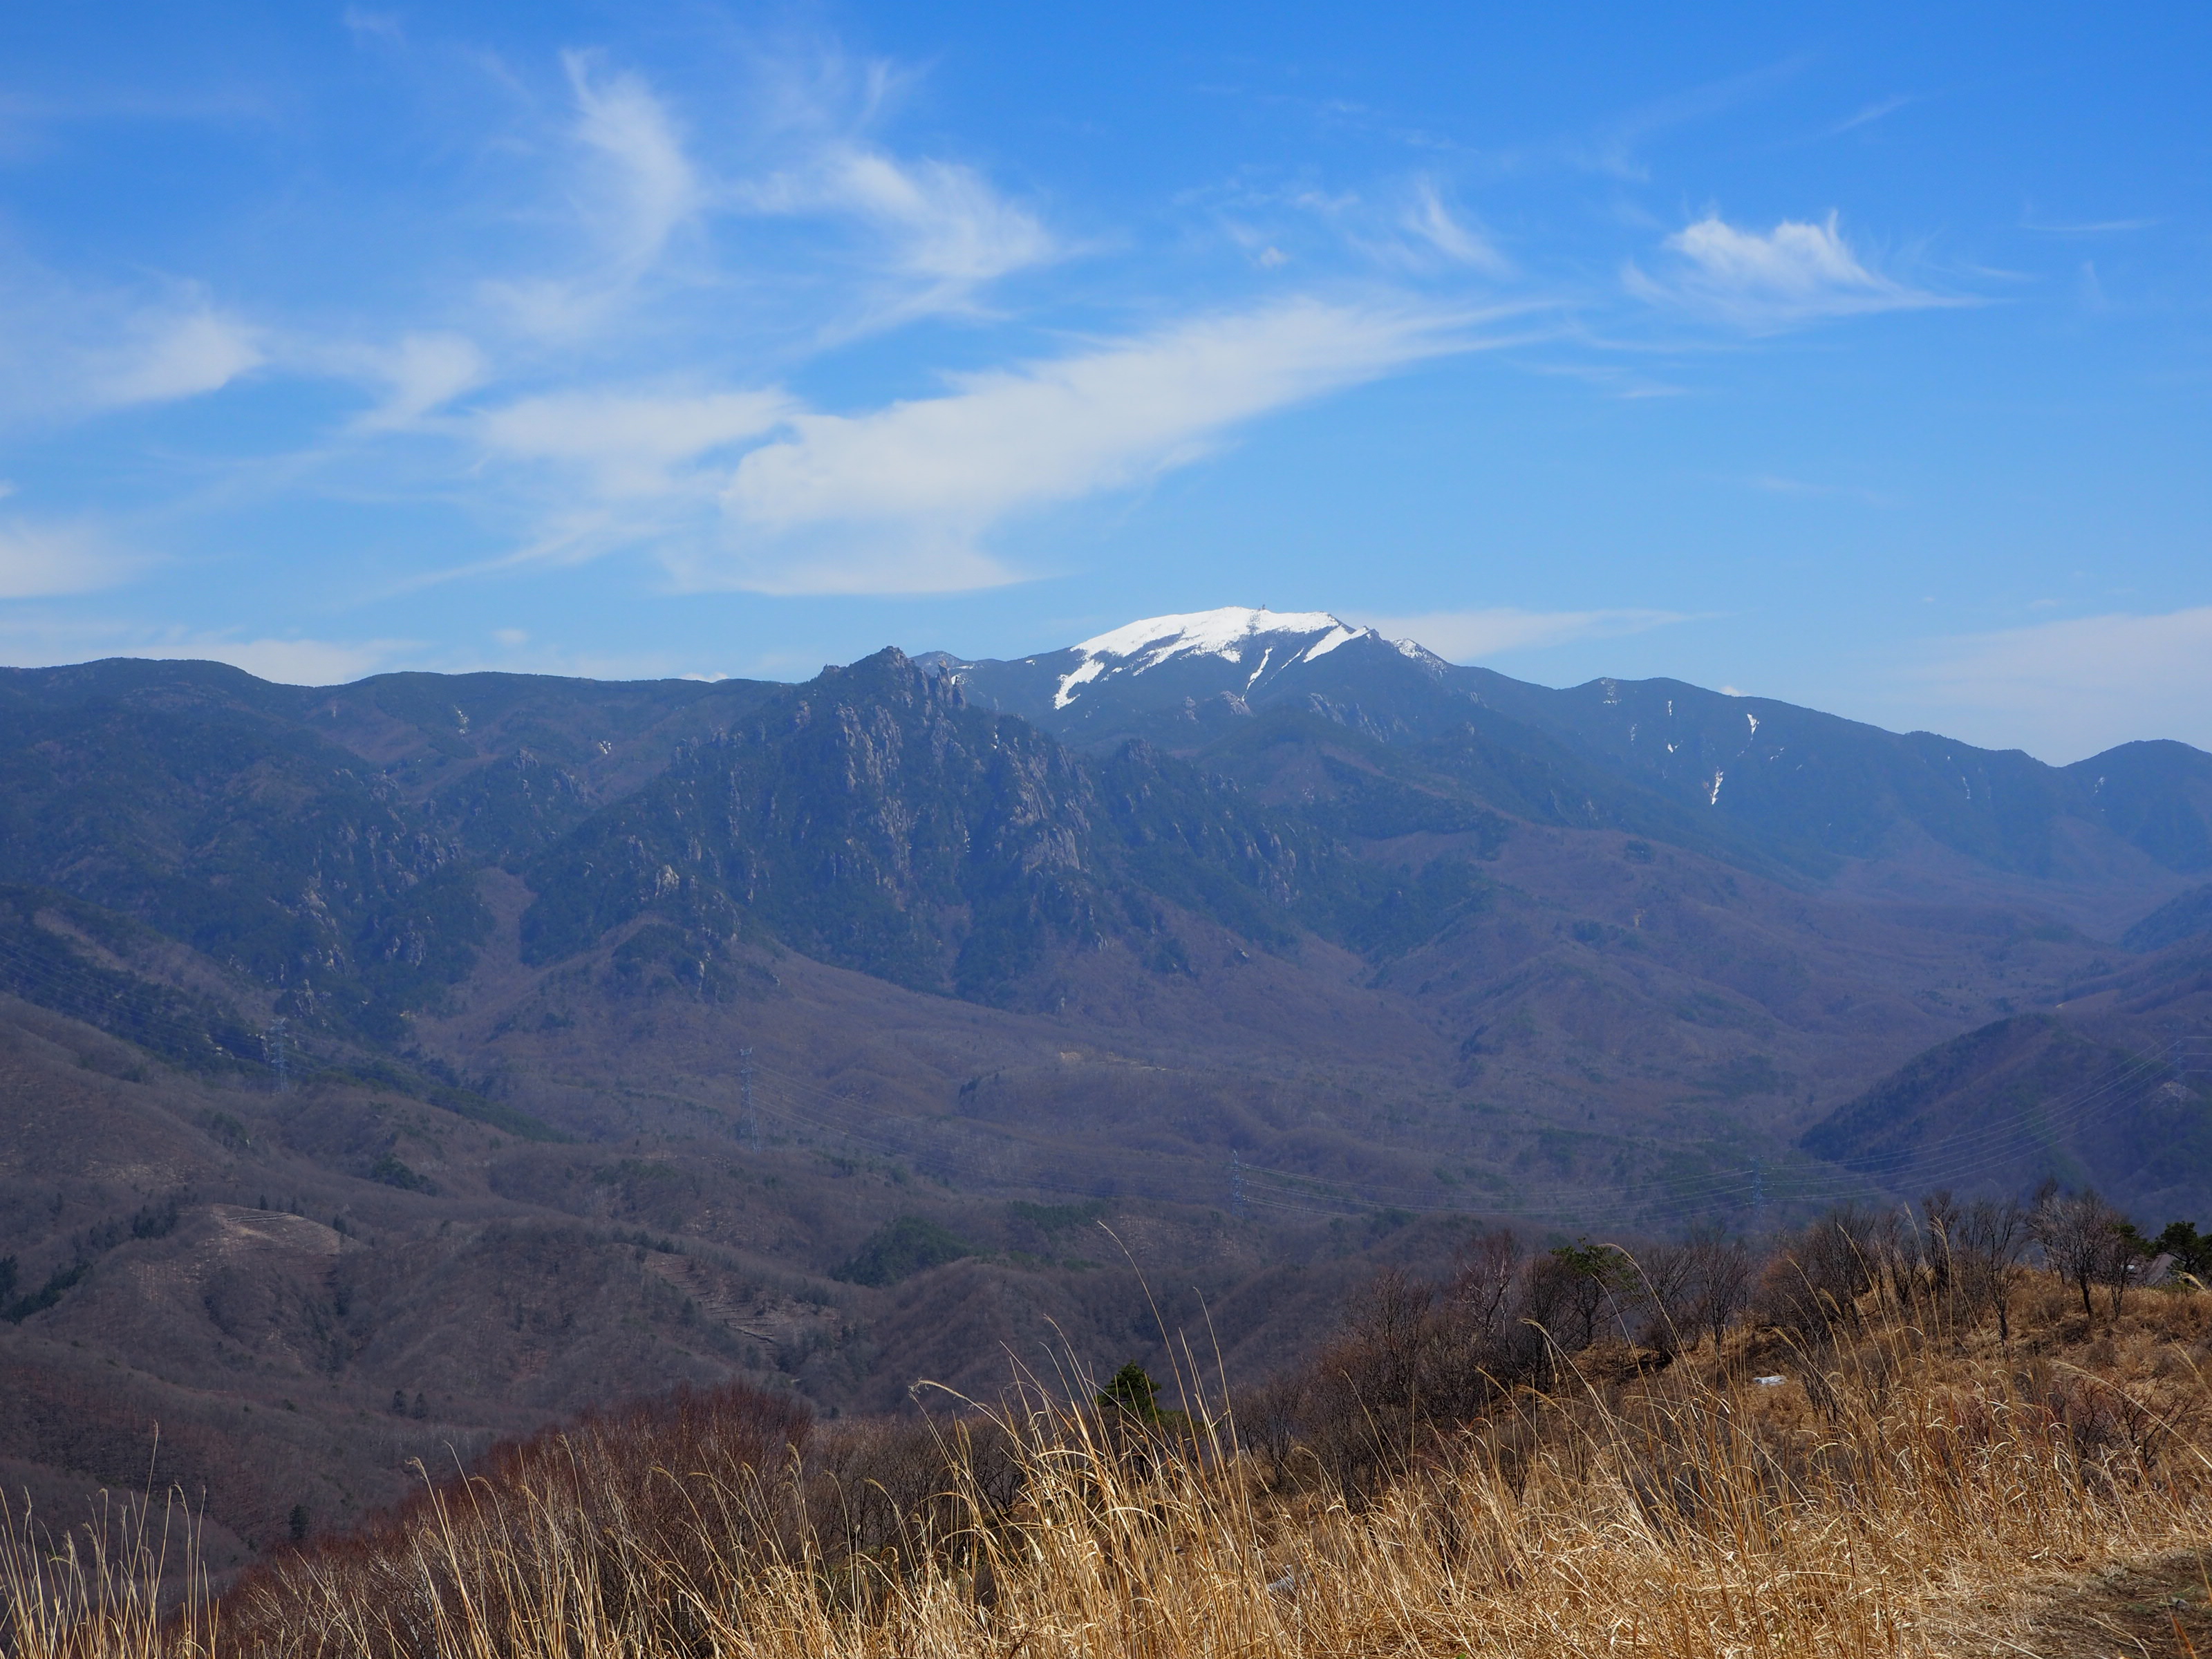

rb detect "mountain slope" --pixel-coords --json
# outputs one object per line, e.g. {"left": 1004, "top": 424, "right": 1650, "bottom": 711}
{"left": 0, "top": 662, "right": 788, "bottom": 1038}
{"left": 2124, "top": 882, "right": 2212, "bottom": 953}
{"left": 514, "top": 648, "right": 1409, "bottom": 1006}
{"left": 0, "top": 662, "right": 489, "bottom": 1038}
{"left": 1797, "top": 934, "right": 2212, "bottom": 1213}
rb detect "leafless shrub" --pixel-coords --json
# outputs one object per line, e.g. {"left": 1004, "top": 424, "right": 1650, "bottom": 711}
{"left": 1631, "top": 1228, "right": 1751, "bottom": 1354}
{"left": 1754, "top": 1206, "right": 1892, "bottom": 1339}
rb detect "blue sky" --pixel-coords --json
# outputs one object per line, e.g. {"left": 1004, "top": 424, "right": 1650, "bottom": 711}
{"left": 1, "top": 2, "right": 2206, "bottom": 761}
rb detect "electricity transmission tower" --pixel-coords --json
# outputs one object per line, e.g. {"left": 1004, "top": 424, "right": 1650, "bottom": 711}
{"left": 265, "top": 1018, "right": 290, "bottom": 1094}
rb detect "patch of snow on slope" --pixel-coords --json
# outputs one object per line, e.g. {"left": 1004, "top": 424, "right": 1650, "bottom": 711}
{"left": 1300, "top": 624, "right": 1362, "bottom": 662}
{"left": 1052, "top": 655, "right": 1107, "bottom": 709}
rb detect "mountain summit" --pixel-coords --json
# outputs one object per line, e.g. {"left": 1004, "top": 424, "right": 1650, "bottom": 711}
{"left": 928, "top": 606, "right": 1452, "bottom": 746}
{"left": 1053, "top": 607, "right": 1380, "bottom": 709}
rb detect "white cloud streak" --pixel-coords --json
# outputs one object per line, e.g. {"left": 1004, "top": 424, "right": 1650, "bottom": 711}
{"left": 481, "top": 49, "right": 1055, "bottom": 343}
{"left": 1821, "top": 95, "right": 1915, "bottom": 138}
{"left": 180, "top": 636, "right": 417, "bottom": 685}
{"left": 0, "top": 32, "right": 2010, "bottom": 641}
{"left": 0, "top": 612, "right": 420, "bottom": 684}
{"left": 706, "top": 298, "right": 1481, "bottom": 594}
{"left": 1350, "top": 606, "right": 1697, "bottom": 662}
{"left": 0, "top": 259, "right": 263, "bottom": 421}
{"left": 1903, "top": 608, "right": 2212, "bottom": 762}
{"left": 1625, "top": 212, "right": 1960, "bottom": 330}
{"left": 357, "top": 332, "right": 487, "bottom": 429}
{"left": 91, "top": 306, "right": 263, "bottom": 404}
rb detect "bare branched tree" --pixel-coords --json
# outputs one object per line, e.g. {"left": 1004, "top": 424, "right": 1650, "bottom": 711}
{"left": 1953, "top": 1196, "right": 2031, "bottom": 1344}
{"left": 1447, "top": 1227, "right": 1521, "bottom": 1346}
{"left": 2031, "top": 1186, "right": 2131, "bottom": 1324}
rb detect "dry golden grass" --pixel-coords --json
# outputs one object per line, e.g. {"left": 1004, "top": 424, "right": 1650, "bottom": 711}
{"left": 10, "top": 1275, "right": 2212, "bottom": 1659}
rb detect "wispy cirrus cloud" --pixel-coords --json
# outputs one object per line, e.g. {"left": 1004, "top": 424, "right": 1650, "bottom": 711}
{"left": 0, "top": 24, "right": 2023, "bottom": 650}
{"left": 160, "top": 635, "right": 419, "bottom": 686}
{"left": 0, "top": 606, "right": 422, "bottom": 685}
{"left": 1568, "top": 55, "right": 1810, "bottom": 179}
{"left": 482, "top": 53, "right": 704, "bottom": 336}
{"left": 1396, "top": 178, "right": 1510, "bottom": 274}
{"left": 1349, "top": 606, "right": 1698, "bottom": 662}
{"left": 703, "top": 297, "right": 1488, "bottom": 594}
{"left": 1819, "top": 95, "right": 1917, "bottom": 140}
{"left": 1198, "top": 172, "right": 1511, "bottom": 282}
{"left": 2019, "top": 214, "right": 2160, "bottom": 236}
{"left": 740, "top": 144, "right": 1059, "bottom": 322}
{"left": 351, "top": 332, "right": 488, "bottom": 430}
{"left": 1625, "top": 212, "right": 1962, "bottom": 331}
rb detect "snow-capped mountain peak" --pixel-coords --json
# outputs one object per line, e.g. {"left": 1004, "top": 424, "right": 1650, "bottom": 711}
{"left": 1055, "top": 606, "right": 1374, "bottom": 709}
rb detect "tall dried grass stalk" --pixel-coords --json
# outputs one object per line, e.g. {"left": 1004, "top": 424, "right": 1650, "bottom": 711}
{"left": 2, "top": 1485, "right": 216, "bottom": 1659}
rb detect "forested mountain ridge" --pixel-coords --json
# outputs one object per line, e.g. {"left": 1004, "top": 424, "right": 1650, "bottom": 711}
{"left": 937, "top": 607, "right": 2212, "bottom": 885}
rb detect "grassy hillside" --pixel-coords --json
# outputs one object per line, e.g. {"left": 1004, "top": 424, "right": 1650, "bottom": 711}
{"left": 10, "top": 1241, "right": 2212, "bottom": 1658}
